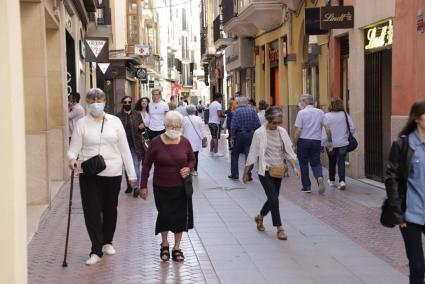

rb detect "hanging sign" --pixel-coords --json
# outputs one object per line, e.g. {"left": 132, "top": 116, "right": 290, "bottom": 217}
{"left": 97, "top": 63, "right": 112, "bottom": 78}
{"left": 320, "top": 6, "right": 354, "bottom": 29}
{"left": 305, "top": 8, "right": 328, "bottom": 35}
{"left": 417, "top": 9, "right": 424, "bottom": 33}
{"left": 97, "top": 63, "right": 110, "bottom": 74}
{"left": 148, "top": 80, "right": 155, "bottom": 88}
{"left": 136, "top": 68, "right": 148, "bottom": 83}
{"left": 85, "top": 37, "right": 109, "bottom": 62}
{"left": 135, "top": 44, "right": 151, "bottom": 56}
{"left": 364, "top": 20, "right": 393, "bottom": 51}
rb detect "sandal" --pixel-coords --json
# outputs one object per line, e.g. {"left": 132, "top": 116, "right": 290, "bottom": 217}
{"left": 172, "top": 249, "right": 185, "bottom": 262}
{"left": 160, "top": 244, "right": 170, "bottom": 261}
{"left": 255, "top": 215, "right": 265, "bottom": 231}
{"left": 277, "top": 228, "right": 288, "bottom": 240}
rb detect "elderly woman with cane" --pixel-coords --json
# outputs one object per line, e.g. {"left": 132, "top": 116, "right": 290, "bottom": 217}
{"left": 139, "top": 111, "right": 195, "bottom": 262}
{"left": 68, "top": 88, "right": 136, "bottom": 265}
{"left": 243, "top": 107, "right": 300, "bottom": 240}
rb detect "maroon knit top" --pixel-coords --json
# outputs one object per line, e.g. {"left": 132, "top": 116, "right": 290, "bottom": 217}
{"left": 140, "top": 136, "right": 195, "bottom": 188}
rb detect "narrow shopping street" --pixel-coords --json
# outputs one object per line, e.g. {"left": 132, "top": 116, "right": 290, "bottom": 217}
{"left": 28, "top": 139, "right": 408, "bottom": 284}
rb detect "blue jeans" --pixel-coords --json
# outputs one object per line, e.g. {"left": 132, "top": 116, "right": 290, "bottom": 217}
{"left": 125, "top": 147, "right": 141, "bottom": 189}
{"left": 297, "top": 139, "right": 323, "bottom": 189}
{"left": 327, "top": 146, "right": 348, "bottom": 182}
{"left": 259, "top": 172, "right": 282, "bottom": 227}
{"left": 231, "top": 131, "right": 253, "bottom": 178}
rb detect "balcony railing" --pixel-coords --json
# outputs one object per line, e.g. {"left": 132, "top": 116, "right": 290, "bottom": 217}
{"left": 213, "top": 16, "right": 221, "bottom": 43}
{"left": 222, "top": 0, "right": 235, "bottom": 25}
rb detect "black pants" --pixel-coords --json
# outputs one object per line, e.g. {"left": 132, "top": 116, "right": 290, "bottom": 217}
{"left": 401, "top": 222, "right": 425, "bottom": 284}
{"left": 79, "top": 174, "right": 122, "bottom": 257}
{"left": 259, "top": 172, "right": 282, "bottom": 227}
{"left": 147, "top": 128, "right": 165, "bottom": 140}
{"left": 327, "top": 146, "right": 348, "bottom": 182}
{"left": 194, "top": 151, "right": 199, "bottom": 171}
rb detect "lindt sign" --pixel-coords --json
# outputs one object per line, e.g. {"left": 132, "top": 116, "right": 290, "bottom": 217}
{"left": 320, "top": 6, "right": 354, "bottom": 29}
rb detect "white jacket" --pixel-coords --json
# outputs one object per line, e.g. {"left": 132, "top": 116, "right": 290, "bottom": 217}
{"left": 246, "top": 125, "right": 297, "bottom": 176}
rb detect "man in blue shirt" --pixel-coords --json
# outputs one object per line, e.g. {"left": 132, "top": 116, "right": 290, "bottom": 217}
{"left": 229, "top": 96, "right": 261, "bottom": 180}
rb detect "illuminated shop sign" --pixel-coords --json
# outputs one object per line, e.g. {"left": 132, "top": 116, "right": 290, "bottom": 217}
{"left": 364, "top": 20, "right": 393, "bottom": 51}
{"left": 320, "top": 6, "right": 354, "bottom": 29}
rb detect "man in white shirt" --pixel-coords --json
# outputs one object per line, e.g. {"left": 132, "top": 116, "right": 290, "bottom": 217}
{"left": 68, "top": 93, "right": 85, "bottom": 142}
{"left": 294, "top": 94, "right": 332, "bottom": 194}
{"left": 176, "top": 101, "right": 188, "bottom": 116}
{"left": 208, "top": 93, "right": 224, "bottom": 157}
{"left": 147, "top": 89, "right": 169, "bottom": 140}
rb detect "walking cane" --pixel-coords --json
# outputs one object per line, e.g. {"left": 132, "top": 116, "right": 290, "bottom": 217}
{"left": 62, "top": 170, "right": 75, "bottom": 267}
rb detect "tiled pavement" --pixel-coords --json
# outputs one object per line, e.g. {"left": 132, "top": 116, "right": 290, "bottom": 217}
{"left": 28, "top": 136, "right": 411, "bottom": 283}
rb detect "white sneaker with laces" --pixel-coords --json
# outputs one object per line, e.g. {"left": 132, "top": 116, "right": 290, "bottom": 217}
{"left": 85, "top": 254, "right": 101, "bottom": 265}
{"left": 338, "top": 181, "right": 346, "bottom": 190}
{"left": 102, "top": 244, "right": 116, "bottom": 255}
{"left": 214, "top": 152, "right": 224, "bottom": 157}
{"left": 327, "top": 179, "right": 336, "bottom": 187}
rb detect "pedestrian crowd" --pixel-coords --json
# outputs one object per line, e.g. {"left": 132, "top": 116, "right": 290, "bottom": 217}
{"left": 67, "top": 87, "right": 425, "bottom": 284}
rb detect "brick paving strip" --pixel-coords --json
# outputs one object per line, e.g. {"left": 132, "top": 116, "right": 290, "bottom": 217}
{"left": 28, "top": 178, "right": 220, "bottom": 284}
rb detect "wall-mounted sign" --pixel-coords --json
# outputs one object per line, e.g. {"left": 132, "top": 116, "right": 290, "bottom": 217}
{"left": 136, "top": 68, "right": 148, "bottom": 83}
{"left": 418, "top": 9, "right": 424, "bottom": 33}
{"left": 148, "top": 80, "right": 155, "bottom": 88}
{"left": 364, "top": 20, "right": 393, "bottom": 51}
{"left": 135, "top": 44, "right": 151, "bottom": 56}
{"left": 305, "top": 8, "right": 328, "bottom": 35}
{"left": 320, "top": 6, "right": 354, "bottom": 29}
{"left": 85, "top": 37, "right": 109, "bottom": 62}
{"left": 269, "top": 49, "right": 279, "bottom": 63}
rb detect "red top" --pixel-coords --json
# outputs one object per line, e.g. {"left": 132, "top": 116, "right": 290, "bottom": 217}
{"left": 140, "top": 136, "right": 195, "bottom": 188}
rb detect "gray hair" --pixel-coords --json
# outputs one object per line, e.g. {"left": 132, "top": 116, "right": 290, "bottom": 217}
{"left": 164, "top": 111, "right": 184, "bottom": 126}
{"left": 236, "top": 96, "right": 249, "bottom": 107}
{"left": 265, "top": 106, "right": 283, "bottom": 123}
{"left": 186, "top": 104, "right": 197, "bottom": 115}
{"left": 86, "top": 88, "right": 106, "bottom": 101}
{"left": 300, "top": 94, "right": 314, "bottom": 105}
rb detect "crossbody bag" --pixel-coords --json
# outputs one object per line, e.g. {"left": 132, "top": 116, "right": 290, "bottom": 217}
{"left": 81, "top": 117, "right": 106, "bottom": 176}
{"left": 188, "top": 116, "right": 207, "bottom": 148}
{"left": 344, "top": 112, "right": 358, "bottom": 152}
{"left": 268, "top": 130, "right": 289, "bottom": 178}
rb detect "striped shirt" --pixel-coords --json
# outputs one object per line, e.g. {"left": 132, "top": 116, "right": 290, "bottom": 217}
{"left": 265, "top": 129, "right": 284, "bottom": 168}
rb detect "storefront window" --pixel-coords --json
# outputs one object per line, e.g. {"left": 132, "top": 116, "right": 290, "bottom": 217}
{"left": 128, "top": 0, "right": 137, "bottom": 13}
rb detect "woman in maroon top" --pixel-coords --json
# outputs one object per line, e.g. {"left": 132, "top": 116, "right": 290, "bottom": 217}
{"left": 139, "top": 111, "right": 195, "bottom": 262}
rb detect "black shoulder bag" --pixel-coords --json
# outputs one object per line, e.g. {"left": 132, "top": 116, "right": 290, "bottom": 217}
{"left": 160, "top": 138, "right": 193, "bottom": 198}
{"left": 81, "top": 117, "right": 106, "bottom": 176}
{"left": 344, "top": 112, "right": 358, "bottom": 152}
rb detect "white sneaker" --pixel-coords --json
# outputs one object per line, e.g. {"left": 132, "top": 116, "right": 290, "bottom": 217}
{"left": 85, "top": 254, "right": 101, "bottom": 265}
{"left": 192, "top": 171, "right": 198, "bottom": 176}
{"left": 214, "top": 152, "right": 224, "bottom": 157}
{"left": 338, "top": 181, "right": 346, "bottom": 190}
{"left": 327, "top": 179, "right": 337, "bottom": 187}
{"left": 102, "top": 244, "right": 116, "bottom": 255}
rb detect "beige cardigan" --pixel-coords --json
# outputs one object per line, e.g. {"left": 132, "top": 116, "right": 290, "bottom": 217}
{"left": 246, "top": 125, "right": 297, "bottom": 176}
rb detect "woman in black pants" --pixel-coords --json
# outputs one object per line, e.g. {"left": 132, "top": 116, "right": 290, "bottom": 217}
{"left": 242, "top": 107, "right": 300, "bottom": 240}
{"left": 385, "top": 100, "right": 425, "bottom": 284}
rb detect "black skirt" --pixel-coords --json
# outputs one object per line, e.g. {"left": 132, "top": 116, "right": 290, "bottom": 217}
{"left": 153, "top": 185, "right": 194, "bottom": 235}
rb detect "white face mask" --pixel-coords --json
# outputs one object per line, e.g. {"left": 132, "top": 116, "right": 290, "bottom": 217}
{"left": 165, "top": 128, "right": 182, "bottom": 140}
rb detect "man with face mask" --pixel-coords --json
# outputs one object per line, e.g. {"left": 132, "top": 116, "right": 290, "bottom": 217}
{"left": 116, "top": 96, "right": 146, "bottom": 197}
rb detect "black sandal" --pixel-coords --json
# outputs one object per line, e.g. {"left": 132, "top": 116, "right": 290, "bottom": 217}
{"left": 160, "top": 244, "right": 170, "bottom": 262}
{"left": 172, "top": 249, "right": 185, "bottom": 262}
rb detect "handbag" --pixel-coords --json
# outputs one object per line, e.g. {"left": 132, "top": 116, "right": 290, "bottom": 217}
{"left": 188, "top": 116, "right": 207, "bottom": 148}
{"left": 380, "top": 199, "right": 396, "bottom": 228}
{"left": 268, "top": 131, "right": 289, "bottom": 178}
{"left": 81, "top": 117, "right": 106, "bottom": 176}
{"left": 140, "top": 129, "right": 150, "bottom": 151}
{"left": 160, "top": 139, "right": 194, "bottom": 198}
{"left": 344, "top": 112, "right": 358, "bottom": 152}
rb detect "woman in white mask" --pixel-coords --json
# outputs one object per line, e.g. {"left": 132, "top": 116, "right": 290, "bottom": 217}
{"left": 68, "top": 88, "right": 137, "bottom": 265}
{"left": 139, "top": 111, "right": 195, "bottom": 262}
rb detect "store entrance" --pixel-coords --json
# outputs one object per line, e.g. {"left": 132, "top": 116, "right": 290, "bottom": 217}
{"left": 270, "top": 67, "right": 279, "bottom": 106}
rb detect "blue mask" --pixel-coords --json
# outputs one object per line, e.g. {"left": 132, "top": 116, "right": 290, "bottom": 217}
{"left": 89, "top": 102, "right": 105, "bottom": 116}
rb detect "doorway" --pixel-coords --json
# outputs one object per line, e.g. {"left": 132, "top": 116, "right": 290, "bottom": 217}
{"left": 270, "top": 67, "right": 279, "bottom": 106}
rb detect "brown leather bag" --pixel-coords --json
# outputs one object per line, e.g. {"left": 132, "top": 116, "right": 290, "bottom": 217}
{"left": 268, "top": 166, "right": 287, "bottom": 178}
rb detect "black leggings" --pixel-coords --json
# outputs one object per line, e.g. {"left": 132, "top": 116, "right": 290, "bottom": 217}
{"left": 79, "top": 174, "right": 122, "bottom": 257}
{"left": 258, "top": 172, "right": 282, "bottom": 227}
{"left": 194, "top": 151, "right": 199, "bottom": 171}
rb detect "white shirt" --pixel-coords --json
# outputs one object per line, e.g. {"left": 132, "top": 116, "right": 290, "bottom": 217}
{"left": 176, "top": 105, "right": 188, "bottom": 117}
{"left": 68, "top": 103, "right": 85, "bottom": 137}
{"left": 246, "top": 125, "right": 297, "bottom": 176}
{"left": 182, "top": 115, "right": 205, "bottom": 152}
{"left": 140, "top": 111, "right": 150, "bottom": 127}
{"left": 294, "top": 105, "right": 325, "bottom": 140}
{"left": 148, "top": 101, "right": 169, "bottom": 131}
{"left": 323, "top": 111, "right": 356, "bottom": 148}
{"left": 258, "top": 110, "right": 266, "bottom": 125}
{"left": 67, "top": 113, "right": 136, "bottom": 179}
{"left": 208, "top": 101, "right": 222, "bottom": 124}
{"left": 265, "top": 129, "right": 285, "bottom": 168}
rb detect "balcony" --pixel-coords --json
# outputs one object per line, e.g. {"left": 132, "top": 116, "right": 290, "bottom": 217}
{"left": 225, "top": 38, "right": 255, "bottom": 72}
{"left": 213, "top": 16, "right": 233, "bottom": 51}
{"left": 223, "top": 17, "right": 258, "bottom": 38}
{"left": 238, "top": 0, "right": 285, "bottom": 31}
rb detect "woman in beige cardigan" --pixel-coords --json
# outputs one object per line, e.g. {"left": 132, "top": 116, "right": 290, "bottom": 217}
{"left": 243, "top": 106, "right": 300, "bottom": 240}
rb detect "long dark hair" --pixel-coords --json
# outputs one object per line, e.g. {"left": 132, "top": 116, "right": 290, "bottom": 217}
{"left": 399, "top": 100, "right": 425, "bottom": 136}
{"left": 135, "top": 97, "right": 150, "bottom": 112}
